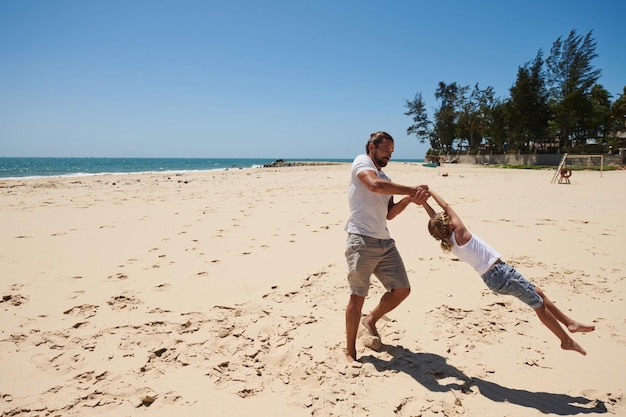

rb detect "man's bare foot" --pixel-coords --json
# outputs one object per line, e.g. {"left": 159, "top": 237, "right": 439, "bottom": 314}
{"left": 344, "top": 348, "right": 357, "bottom": 363}
{"left": 568, "top": 322, "right": 595, "bottom": 333}
{"left": 361, "top": 316, "right": 382, "bottom": 350}
{"left": 361, "top": 316, "right": 379, "bottom": 337}
{"left": 561, "top": 338, "right": 587, "bottom": 355}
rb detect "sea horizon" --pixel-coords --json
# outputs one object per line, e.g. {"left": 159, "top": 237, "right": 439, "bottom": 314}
{"left": 0, "top": 157, "right": 425, "bottom": 179}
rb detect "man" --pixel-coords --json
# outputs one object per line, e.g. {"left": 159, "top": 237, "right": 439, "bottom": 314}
{"left": 344, "top": 131, "right": 429, "bottom": 362}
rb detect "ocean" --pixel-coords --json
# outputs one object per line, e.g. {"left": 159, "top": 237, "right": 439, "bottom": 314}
{"left": 0, "top": 157, "right": 424, "bottom": 179}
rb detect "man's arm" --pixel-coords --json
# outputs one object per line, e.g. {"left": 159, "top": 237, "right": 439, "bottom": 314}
{"left": 357, "top": 170, "right": 429, "bottom": 220}
{"left": 387, "top": 186, "right": 432, "bottom": 220}
{"left": 387, "top": 196, "right": 411, "bottom": 220}
{"left": 357, "top": 170, "right": 426, "bottom": 196}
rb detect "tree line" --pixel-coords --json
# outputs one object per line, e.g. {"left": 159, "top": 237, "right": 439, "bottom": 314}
{"left": 404, "top": 29, "right": 626, "bottom": 155}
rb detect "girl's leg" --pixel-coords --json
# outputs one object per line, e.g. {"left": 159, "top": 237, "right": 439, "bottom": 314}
{"left": 535, "top": 287, "right": 595, "bottom": 333}
{"left": 533, "top": 302, "right": 586, "bottom": 355}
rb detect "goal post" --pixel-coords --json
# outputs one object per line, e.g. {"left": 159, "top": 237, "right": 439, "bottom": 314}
{"left": 563, "top": 154, "right": 604, "bottom": 172}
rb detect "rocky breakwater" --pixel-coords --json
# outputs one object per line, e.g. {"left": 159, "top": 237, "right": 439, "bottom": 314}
{"left": 262, "top": 159, "right": 342, "bottom": 168}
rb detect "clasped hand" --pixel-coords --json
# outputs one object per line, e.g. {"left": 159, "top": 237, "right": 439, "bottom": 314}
{"left": 410, "top": 186, "right": 430, "bottom": 205}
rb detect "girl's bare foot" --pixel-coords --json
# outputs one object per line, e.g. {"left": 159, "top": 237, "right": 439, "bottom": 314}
{"left": 567, "top": 322, "right": 595, "bottom": 333}
{"left": 561, "top": 338, "right": 587, "bottom": 355}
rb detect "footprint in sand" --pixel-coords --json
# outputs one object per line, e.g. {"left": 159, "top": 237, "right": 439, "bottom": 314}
{"left": 1, "top": 294, "right": 28, "bottom": 306}
{"left": 0, "top": 294, "right": 28, "bottom": 307}
{"left": 67, "top": 290, "right": 85, "bottom": 300}
{"left": 63, "top": 304, "right": 99, "bottom": 319}
{"left": 107, "top": 294, "right": 142, "bottom": 310}
{"left": 179, "top": 311, "right": 205, "bottom": 334}
{"left": 107, "top": 272, "right": 129, "bottom": 280}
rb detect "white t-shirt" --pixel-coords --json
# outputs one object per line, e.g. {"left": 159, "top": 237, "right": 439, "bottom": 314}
{"left": 451, "top": 232, "right": 502, "bottom": 275}
{"left": 345, "top": 154, "right": 391, "bottom": 240}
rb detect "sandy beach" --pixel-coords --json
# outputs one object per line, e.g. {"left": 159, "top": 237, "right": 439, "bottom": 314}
{"left": 1, "top": 162, "right": 624, "bottom": 416}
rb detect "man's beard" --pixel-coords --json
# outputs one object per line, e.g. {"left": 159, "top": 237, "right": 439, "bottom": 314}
{"left": 376, "top": 157, "right": 389, "bottom": 167}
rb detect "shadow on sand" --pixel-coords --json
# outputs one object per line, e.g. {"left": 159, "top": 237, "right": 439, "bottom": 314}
{"left": 360, "top": 344, "right": 607, "bottom": 415}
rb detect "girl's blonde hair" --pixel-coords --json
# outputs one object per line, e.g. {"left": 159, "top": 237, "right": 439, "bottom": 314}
{"left": 428, "top": 212, "right": 453, "bottom": 253}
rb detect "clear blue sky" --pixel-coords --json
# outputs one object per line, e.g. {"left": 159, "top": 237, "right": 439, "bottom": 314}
{"left": 1, "top": 1, "right": 624, "bottom": 159}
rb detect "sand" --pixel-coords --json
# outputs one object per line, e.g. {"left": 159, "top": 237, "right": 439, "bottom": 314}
{"left": 1, "top": 162, "right": 624, "bottom": 416}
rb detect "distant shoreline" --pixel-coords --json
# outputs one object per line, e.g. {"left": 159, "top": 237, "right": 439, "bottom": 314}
{"left": 0, "top": 157, "right": 425, "bottom": 179}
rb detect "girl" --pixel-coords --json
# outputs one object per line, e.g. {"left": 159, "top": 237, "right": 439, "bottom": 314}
{"left": 420, "top": 189, "right": 595, "bottom": 355}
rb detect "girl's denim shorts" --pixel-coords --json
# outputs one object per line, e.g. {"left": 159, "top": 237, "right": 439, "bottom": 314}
{"left": 481, "top": 262, "right": 543, "bottom": 309}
